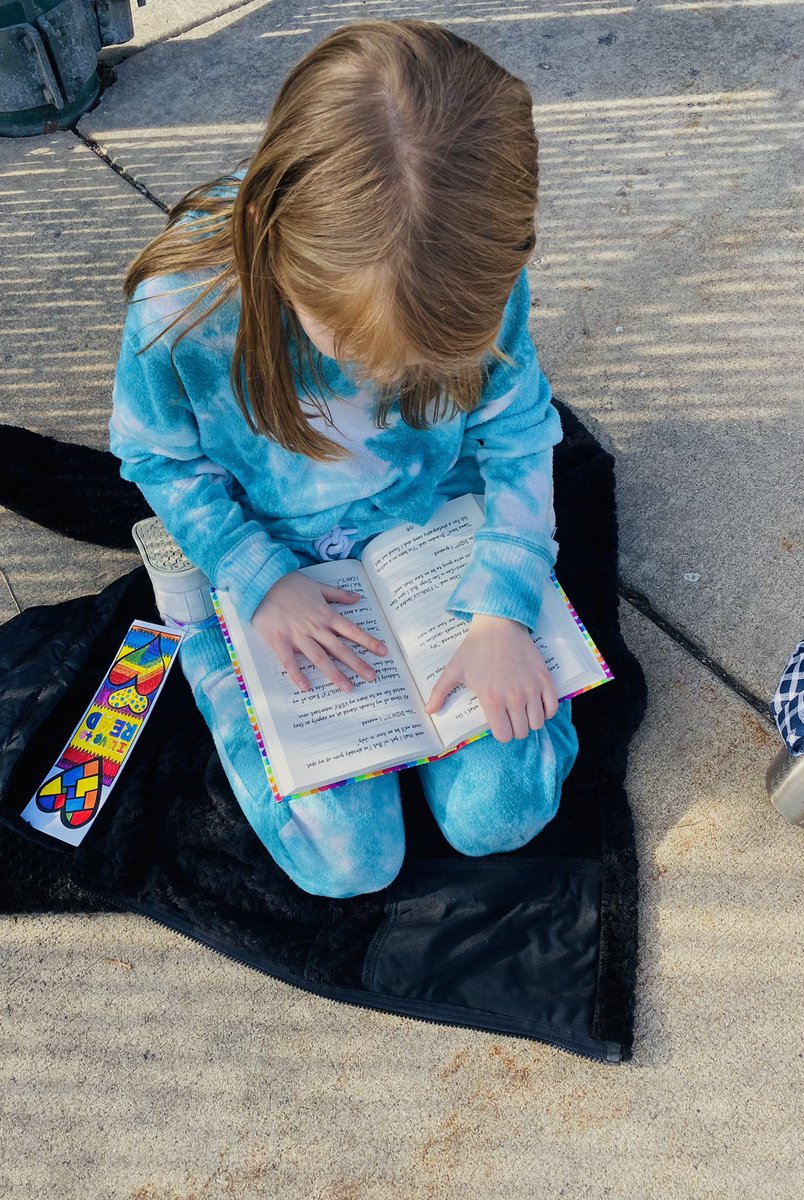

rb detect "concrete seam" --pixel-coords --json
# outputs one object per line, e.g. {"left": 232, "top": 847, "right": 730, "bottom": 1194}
{"left": 70, "top": 128, "right": 169, "bottom": 213}
{"left": 0, "top": 567, "right": 22, "bottom": 617}
{"left": 619, "top": 581, "right": 773, "bottom": 724}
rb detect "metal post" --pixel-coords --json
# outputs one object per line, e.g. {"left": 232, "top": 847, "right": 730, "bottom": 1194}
{"left": 0, "top": 0, "right": 144, "bottom": 136}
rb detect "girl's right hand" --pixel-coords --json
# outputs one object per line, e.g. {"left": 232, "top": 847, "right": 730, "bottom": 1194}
{"left": 252, "top": 572, "right": 388, "bottom": 693}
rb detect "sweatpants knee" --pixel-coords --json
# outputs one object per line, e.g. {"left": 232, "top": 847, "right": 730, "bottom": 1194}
{"left": 274, "top": 780, "right": 407, "bottom": 899}
{"left": 418, "top": 713, "right": 576, "bottom": 859}
{"left": 181, "top": 624, "right": 408, "bottom": 898}
{"left": 440, "top": 807, "right": 556, "bottom": 858}
{"left": 283, "top": 840, "right": 406, "bottom": 899}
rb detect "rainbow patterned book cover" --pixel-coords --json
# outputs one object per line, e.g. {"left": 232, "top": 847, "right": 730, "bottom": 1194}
{"left": 211, "top": 574, "right": 612, "bottom": 805}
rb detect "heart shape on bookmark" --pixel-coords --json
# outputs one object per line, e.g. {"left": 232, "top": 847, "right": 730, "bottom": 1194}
{"left": 107, "top": 635, "right": 167, "bottom": 713}
{"left": 36, "top": 757, "right": 102, "bottom": 827}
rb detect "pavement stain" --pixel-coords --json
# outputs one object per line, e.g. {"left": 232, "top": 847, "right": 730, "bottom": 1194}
{"left": 318, "top": 1183, "right": 365, "bottom": 1200}
{"left": 423, "top": 1041, "right": 633, "bottom": 1164}
{"left": 669, "top": 817, "right": 720, "bottom": 856}
{"left": 689, "top": 708, "right": 775, "bottom": 795}
{"left": 546, "top": 1084, "right": 634, "bottom": 1131}
{"left": 734, "top": 709, "right": 776, "bottom": 752}
{"left": 126, "top": 1143, "right": 275, "bottom": 1200}
{"left": 419, "top": 1105, "right": 491, "bottom": 1176}
{"left": 420, "top": 1042, "right": 550, "bottom": 1170}
{"left": 439, "top": 1042, "right": 545, "bottom": 1089}
{"left": 485, "top": 1042, "right": 535, "bottom": 1089}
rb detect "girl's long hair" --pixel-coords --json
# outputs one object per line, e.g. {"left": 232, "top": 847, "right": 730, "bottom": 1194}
{"left": 123, "top": 20, "right": 539, "bottom": 461}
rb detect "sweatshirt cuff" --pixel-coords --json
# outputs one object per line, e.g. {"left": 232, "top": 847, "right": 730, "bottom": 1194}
{"left": 213, "top": 531, "right": 301, "bottom": 623}
{"left": 445, "top": 533, "right": 555, "bottom": 632}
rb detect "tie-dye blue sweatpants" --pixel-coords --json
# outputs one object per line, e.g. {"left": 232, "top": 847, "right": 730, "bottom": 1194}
{"left": 178, "top": 619, "right": 579, "bottom": 899}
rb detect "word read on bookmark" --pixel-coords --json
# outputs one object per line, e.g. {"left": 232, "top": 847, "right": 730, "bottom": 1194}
{"left": 21, "top": 620, "right": 184, "bottom": 847}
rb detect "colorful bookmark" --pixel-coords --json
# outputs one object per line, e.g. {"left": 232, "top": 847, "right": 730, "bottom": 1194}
{"left": 20, "top": 620, "right": 184, "bottom": 847}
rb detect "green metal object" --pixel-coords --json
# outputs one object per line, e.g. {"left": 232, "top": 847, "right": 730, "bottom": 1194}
{"left": 0, "top": 0, "right": 139, "bottom": 136}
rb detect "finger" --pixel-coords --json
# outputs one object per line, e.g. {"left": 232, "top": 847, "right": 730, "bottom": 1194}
{"left": 297, "top": 637, "right": 354, "bottom": 692}
{"left": 318, "top": 633, "right": 377, "bottom": 683}
{"left": 485, "top": 700, "right": 513, "bottom": 743}
{"left": 319, "top": 584, "right": 364, "bottom": 604}
{"left": 330, "top": 614, "right": 388, "bottom": 657}
{"left": 526, "top": 697, "right": 546, "bottom": 731}
{"left": 542, "top": 684, "right": 559, "bottom": 721}
{"left": 508, "top": 703, "right": 530, "bottom": 740}
{"left": 276, "top": 650, "right": 312, "bottom": 693}
{"left": 426, "top": 668, "right": 458, "bottom": 714}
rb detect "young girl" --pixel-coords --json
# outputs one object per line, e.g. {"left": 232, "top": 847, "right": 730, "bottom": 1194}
{"left": 110, "top": 19, "right": 579, "bottom": 898}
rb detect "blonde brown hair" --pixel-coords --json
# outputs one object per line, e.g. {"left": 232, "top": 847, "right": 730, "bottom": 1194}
{"left": 124, "top": 20, "right": 539, "bottom": 461}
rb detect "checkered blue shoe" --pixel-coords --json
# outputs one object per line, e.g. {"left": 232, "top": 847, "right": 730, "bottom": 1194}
{"left": 132, "top": 517, "right": 216, "bottom": 627}
{"left": 771, "top": 640, "right": 804, "bottom": 756}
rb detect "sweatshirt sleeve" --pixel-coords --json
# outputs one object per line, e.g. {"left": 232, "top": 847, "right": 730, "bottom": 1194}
{"left": 445, "top": 267, "right": 562, "bottom": 632}
{"left": 109, "top": 285, "right": 301, "bottom": 623}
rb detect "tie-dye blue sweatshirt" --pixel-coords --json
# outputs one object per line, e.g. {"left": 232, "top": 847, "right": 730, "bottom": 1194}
{"left": 110, "top": 262, "right": 562, "bottom": 632}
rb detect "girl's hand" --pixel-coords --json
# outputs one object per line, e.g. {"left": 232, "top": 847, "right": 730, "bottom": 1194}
{"left": 425, "top": 614, "right": 559, "bottom": 742}
{"left": 253, "top": 572, "right": 388, "bottom": 693}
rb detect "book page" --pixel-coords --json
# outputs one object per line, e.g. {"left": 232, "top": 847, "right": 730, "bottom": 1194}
{"left": 361, "top": 495, "right": 488, "bottom": 748}
{"left": 361, "top": 495, "right": 612, "bottom": 749}
{"left": 530, "top": 580, "right": 605, "bottom": 695}
{"left": 218, "top": 561, "right": 441, "bottom": 797}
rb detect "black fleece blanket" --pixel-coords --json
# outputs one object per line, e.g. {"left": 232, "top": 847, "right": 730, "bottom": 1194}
{"left": 0, "top": 402, "right": 646, "bottom": 1062}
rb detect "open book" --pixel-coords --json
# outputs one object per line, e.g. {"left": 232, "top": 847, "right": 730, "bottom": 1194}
{"left": 212, "top": 494, "right": 613, "bottom": 802}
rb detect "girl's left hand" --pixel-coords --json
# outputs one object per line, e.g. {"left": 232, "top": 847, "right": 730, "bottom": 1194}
{"left": 425, "top": 614, "right": 559, "bottom": 742}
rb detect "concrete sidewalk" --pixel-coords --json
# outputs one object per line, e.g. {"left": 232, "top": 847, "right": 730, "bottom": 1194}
{"left": 1, "top": 1, "right": 802, "bottom": 1197}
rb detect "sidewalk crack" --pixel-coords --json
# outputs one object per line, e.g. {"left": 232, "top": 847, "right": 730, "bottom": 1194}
{"left": 0, "top": 567, "right": 21, "bottom": 617}
{"left": 618, "top": 581, "right": 772, "bottom": 723}
{"left": 71, "top": 129, "right": 169, "bottom": 213}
